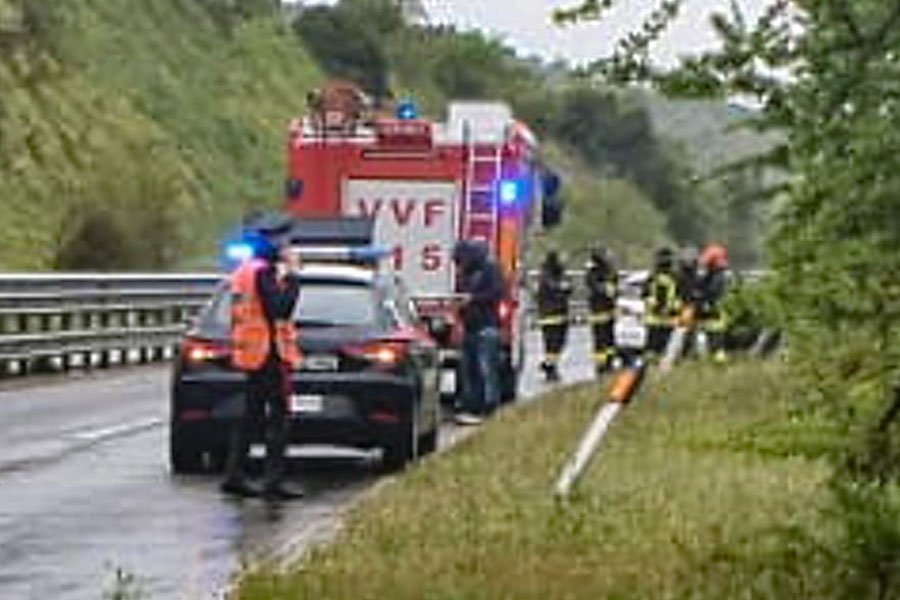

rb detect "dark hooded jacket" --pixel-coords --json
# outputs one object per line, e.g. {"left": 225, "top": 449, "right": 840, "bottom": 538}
{"left": 455, "top": 241, "right": 504, "bottom": 332}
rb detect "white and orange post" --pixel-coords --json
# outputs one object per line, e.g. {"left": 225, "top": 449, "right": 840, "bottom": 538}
{"left": 554, "top": 360, "right": 648, "bottom": 498}
{"left": 659, "top": 304, "right": 697, "bottom": 375}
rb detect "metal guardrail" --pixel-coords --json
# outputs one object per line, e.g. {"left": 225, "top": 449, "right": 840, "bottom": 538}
{"left": 0, "top": 269, "right": 768, "bottom": 376}
{"left": 0, "top": 274, "right": 222, "bottom": 376}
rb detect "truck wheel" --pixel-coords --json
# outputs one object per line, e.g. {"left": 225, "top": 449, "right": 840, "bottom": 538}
{"left": 169, "top": 428, "right": 204, "bottom": 475}
{"left": 207, "top": 444, "right": 229, "bottom": 474}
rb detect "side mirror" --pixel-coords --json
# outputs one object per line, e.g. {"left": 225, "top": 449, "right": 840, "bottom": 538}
{"left": 541, "top": 170, "right": 564, "bottom": 229}
{"left": 426, "top": 317, "right": 451, "bottom": 345}
{"left": 542, "top": 170, "right": 561, "bottom": 198}
{"left": 542, "top": 195, "right": 564, "bottom": 228}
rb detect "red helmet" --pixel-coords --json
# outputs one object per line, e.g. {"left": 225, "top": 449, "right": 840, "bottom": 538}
{"left": 700, "top": 243, "right": 729, "bottom": 269}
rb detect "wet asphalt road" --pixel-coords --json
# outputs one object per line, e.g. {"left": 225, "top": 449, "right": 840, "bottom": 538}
{"left": 0, "top": 328, "right": 595, "bottom": 600}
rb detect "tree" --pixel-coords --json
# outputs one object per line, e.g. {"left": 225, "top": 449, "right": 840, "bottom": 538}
{"left": 546, "top": 84, "right": 709, "bottom": 243}
{"left": 555, "top": 0, "right": 900, "bottom": 592}
{"left": 292, "top": 0, "right": 403, "bottom": 101}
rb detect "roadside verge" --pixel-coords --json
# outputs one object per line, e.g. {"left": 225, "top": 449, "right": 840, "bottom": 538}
{"left": 238, "top": 361, "right": 839, "bottom": 599}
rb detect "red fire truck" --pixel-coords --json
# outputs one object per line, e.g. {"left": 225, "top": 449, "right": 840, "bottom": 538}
{"left": 284, "top": 86, "right": 562, "bottom": 402}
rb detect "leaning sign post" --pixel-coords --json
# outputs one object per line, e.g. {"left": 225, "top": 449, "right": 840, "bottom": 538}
{"left": 658, "top": 305, "right": 696, "bottom": 375}
{"left": 554, "top": 360, "right": 647, "bottom": 498}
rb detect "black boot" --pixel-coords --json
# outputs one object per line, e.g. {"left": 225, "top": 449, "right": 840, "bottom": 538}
{"left": 220, "top": 478, "right": 260, "bottom": 497}
{"left": 546, "top": 363, "right": 560, "bottom": 382}
{"left": 262, "top": 421, "right": 303, "bottom": 500}
{"left": 222, "top": 420, "right": 258, "bottom": 497}
{"left": 263, "top": 480, "right": 306, "bottom": 500}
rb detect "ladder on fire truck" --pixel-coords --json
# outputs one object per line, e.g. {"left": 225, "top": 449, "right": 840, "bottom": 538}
{"left": 462, "top": 124, "right": 504, "bottom": 249}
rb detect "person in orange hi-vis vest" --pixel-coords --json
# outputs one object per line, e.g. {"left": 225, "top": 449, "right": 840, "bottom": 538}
{"left": 222, "top": 232, "right": 304, "bottom": 500}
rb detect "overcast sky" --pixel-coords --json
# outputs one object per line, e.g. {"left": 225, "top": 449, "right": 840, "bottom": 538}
{"left": 289, "top": 0, "right": 771, "bottom": 65}
{"left": 424, "top": 0, "right": 771, "bottom": 65}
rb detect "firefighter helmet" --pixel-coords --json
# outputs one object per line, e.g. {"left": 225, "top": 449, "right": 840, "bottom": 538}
{"left": 700, "top": 243, "right": 729, "bottom": 270}
{"left": 654, "top": 247, "right": 675, "bottom": 271}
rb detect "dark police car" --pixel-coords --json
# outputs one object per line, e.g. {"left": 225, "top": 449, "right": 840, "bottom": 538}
{"left": 169, "top": 259, "right": 441, "bottom": 474}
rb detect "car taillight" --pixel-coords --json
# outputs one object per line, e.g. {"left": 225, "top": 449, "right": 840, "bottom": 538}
{"left": 343, "top": 341, "right": 409, "bottom": 368}
{"left": 183, "top": 338, "right": 230, "bottom": 364}
{"left": 499, "top": 300, "right": 514, "bottom": 321}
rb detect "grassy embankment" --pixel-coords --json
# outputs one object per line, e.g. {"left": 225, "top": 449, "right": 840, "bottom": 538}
{"left": 240, "top": 360, "right": 843, "bottom": 599}
{"left": 0, "top": 0, "right": 321, "bottom": 269}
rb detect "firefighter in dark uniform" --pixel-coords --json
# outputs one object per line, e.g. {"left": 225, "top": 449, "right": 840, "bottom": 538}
{"left": 585, "top": 245, "right": 618, "bottom": 374}
{"left": 674, "top": 246, "right": 700, "bottom": 357}
{"left": 696, "top": 243, "right": 730, "bottom": 364}
{"left": 643, "top": 247, "right": 681, "bottom": 359}
{"left": 676, "top": 247, "right": 699, "bottom": 306}
{"left": 537, "top": 250, "right": 572, "bottom": 382}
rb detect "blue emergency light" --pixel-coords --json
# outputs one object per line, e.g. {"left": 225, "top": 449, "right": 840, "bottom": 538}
{"left": 396, "top": 99, "right": 419, "bottom": 120}
{"left": 499, "top": 179, "right": 525, "bottom": 206}
{"left": 225, "top": 242, "right": 255, "bottom": 263}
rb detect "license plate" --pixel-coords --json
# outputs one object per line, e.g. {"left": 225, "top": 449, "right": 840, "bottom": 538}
{"left": 290, "top": 394, "right": 324, "bottom": 414}
{"left": 440, "top": 369, "right": 457, "bottom": 395}
{"left": 302, "top": 354, "right": 339, "bottom": 372}
{"left": 615, "top": 322, "right": 647, "bottom": 349}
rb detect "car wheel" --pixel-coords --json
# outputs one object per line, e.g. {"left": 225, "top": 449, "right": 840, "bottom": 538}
{"left": 500, "top": 356, "right": 518, "bottom": 404}
{"left": 418, "top": 418, "right": 438, "bottom": 456}
{"left": 382, "top": 408, "right": 419, "bottom": 472}
{"left": 207, "top": 445, "right": 229, "bottom": 474}
{"left": 169, "top": 427, "right": 204, "bottom": 475}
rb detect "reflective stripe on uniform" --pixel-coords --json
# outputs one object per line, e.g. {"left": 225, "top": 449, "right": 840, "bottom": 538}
{"left": 699, "top": 307, "right": 728, "bottom": 333}
{"left": 538, "top": 315, "right": 569, "bottom": 326}
{"left": 646, "top": 272, "right": 681, "bottom": 320}
{"left": 588, "top": 311, "right": 614, "bottom": 324}
{"left": 593, "top": 350, "right": 612, "bottom": 364}
{"left": 645, "top": 315, "right": 678, "bottom": 326}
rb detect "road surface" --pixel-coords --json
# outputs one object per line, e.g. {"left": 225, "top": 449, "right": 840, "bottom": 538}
{"left": 0, "top": 328, "right": 595, "bottom": 600}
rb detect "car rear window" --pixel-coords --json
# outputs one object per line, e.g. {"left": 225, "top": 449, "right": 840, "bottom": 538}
{"left": 196, "top": 280, "right": 378, "bottom": 332}
{"left": 292, "top": 282, "right": 377, "bottom": 327}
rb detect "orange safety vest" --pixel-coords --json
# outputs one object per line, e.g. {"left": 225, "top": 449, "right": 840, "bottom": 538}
{"left": 230, "top": 258, "right": 301, "bottom": 371}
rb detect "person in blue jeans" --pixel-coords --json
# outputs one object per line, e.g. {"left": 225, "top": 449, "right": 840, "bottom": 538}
{"left": 452, "top": 241, "right": 504, "bottom": 425}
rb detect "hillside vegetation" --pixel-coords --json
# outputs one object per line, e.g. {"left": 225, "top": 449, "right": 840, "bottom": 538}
{"left": 0, "top": 0, "right": 321, "bottom": 270}
{"left": 0, "top": 0, "right": 769, "bottom": 271}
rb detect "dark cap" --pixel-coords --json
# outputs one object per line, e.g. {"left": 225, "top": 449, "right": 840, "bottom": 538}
{"left": 243, "top": 211, "right": 293, "bottom": 238}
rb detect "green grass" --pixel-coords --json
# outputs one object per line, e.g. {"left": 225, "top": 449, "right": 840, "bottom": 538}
{"left": 239, "top": 361, "right": 844, "bottom": 599}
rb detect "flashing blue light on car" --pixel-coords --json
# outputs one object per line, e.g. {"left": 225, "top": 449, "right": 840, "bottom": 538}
{"left": 225, "top": 242, "right": 255, "bottom": 262}
{"left": 499, "top": 179, "right": 520, "bottom": 205}
{"left": 396, "top": 99, "right": 418, "bottom": 120}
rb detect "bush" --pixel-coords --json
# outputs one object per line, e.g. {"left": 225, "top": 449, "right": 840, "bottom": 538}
{"left": 722, "top": 275, "right": 783, "bottom": 350}
{"left": 55, "top": 205, "right": 137, "bottom": 271}
{"left": 292, "top": 0, "right": 401, "bottom": 100}
{"left": 51, "top": 148, "right": 189, "bottom": 271}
